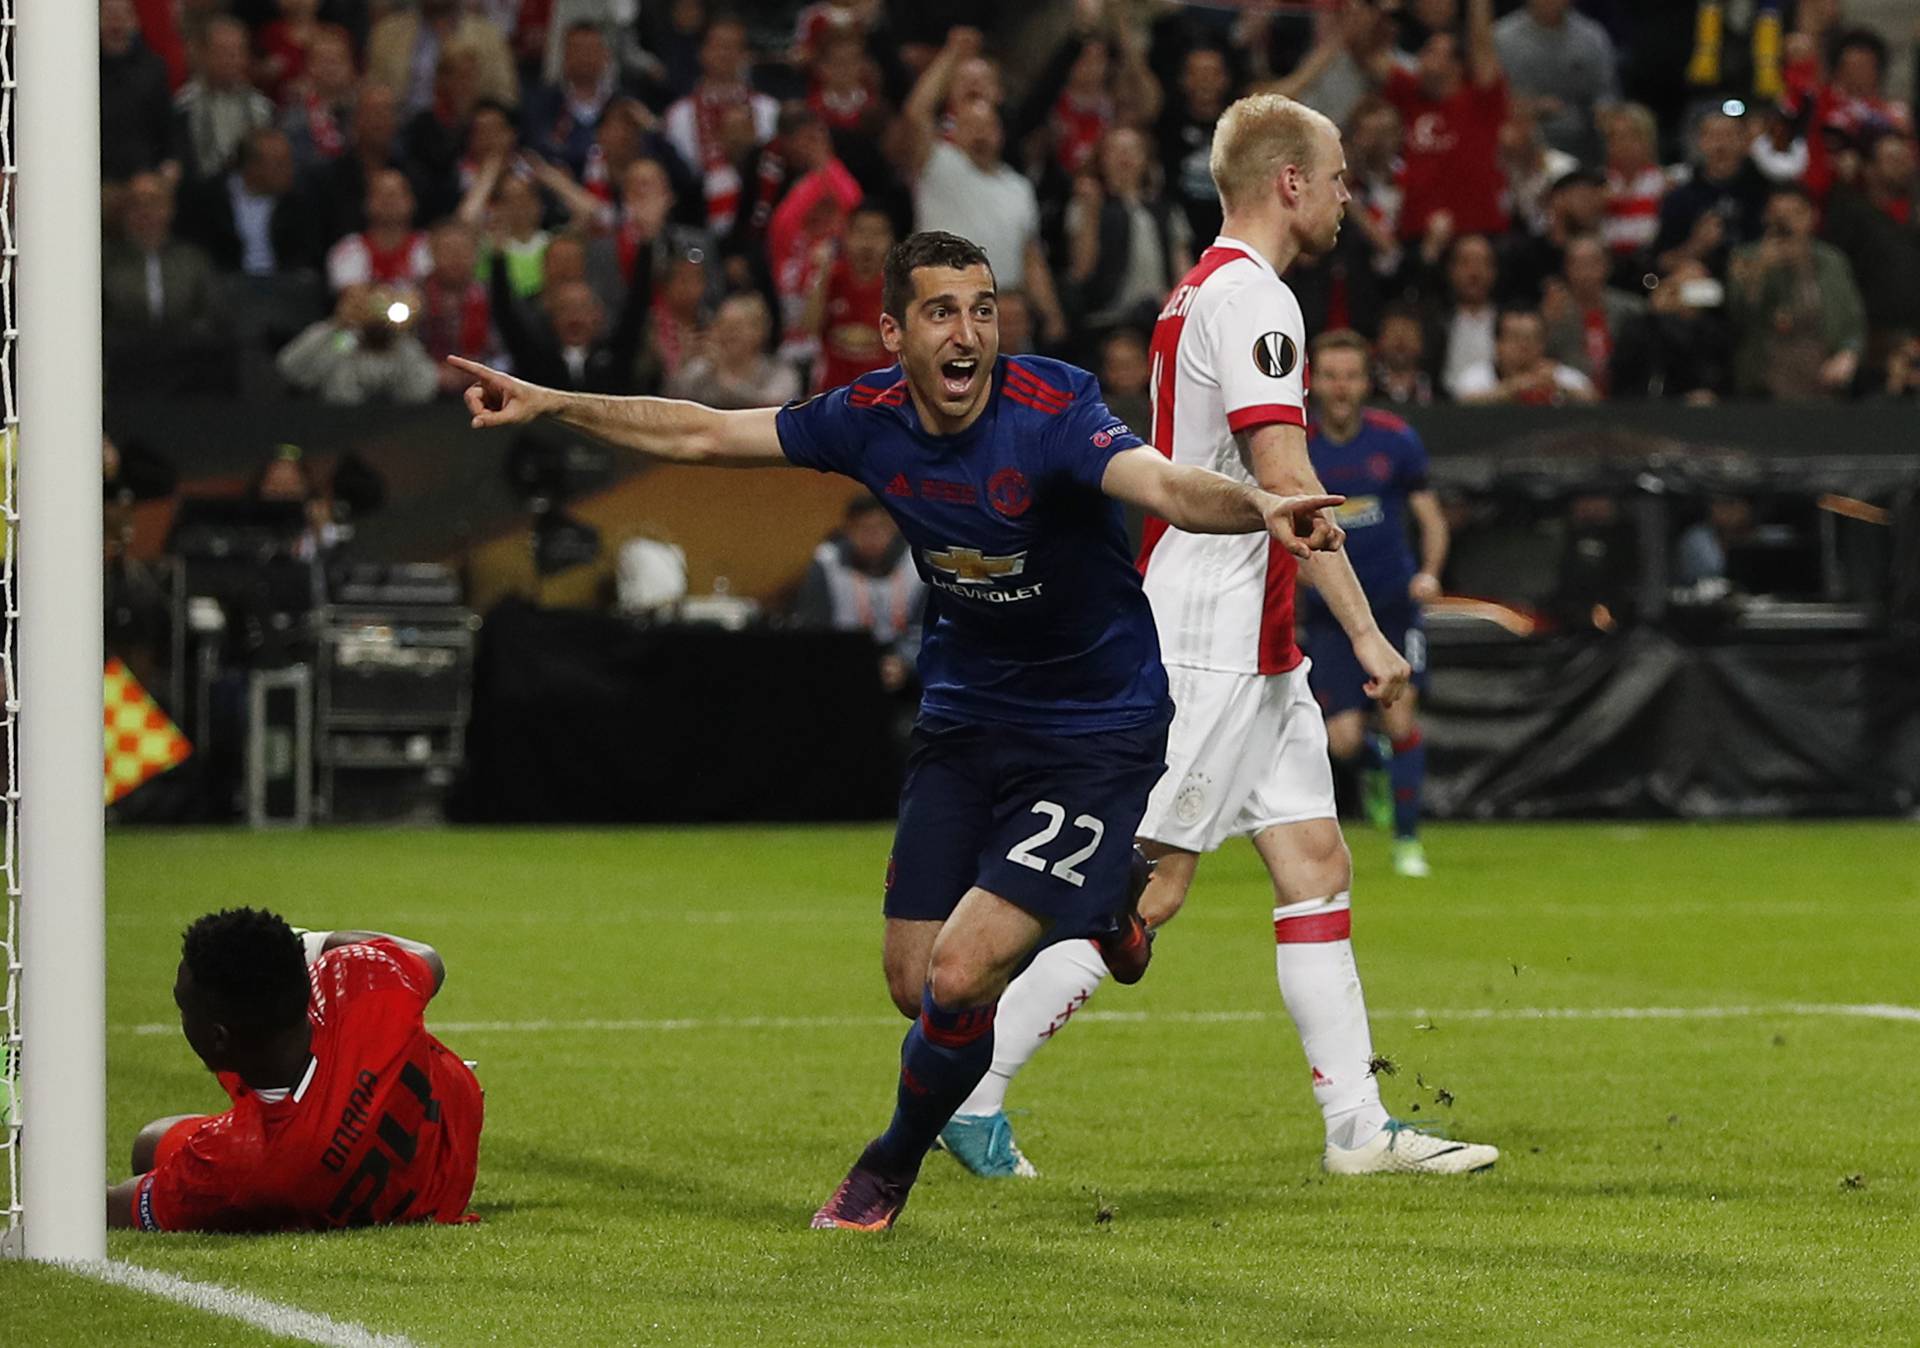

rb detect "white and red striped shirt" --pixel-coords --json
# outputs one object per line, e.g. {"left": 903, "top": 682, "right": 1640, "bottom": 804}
{"left": 1602, "top": 165, "right": 1669, "bottom": 256}
{"left": 326, "top": 230, "right": 431, "bottom": 293}
{"left": 1138, "top": 237, "right": 1310, "bottom": 676}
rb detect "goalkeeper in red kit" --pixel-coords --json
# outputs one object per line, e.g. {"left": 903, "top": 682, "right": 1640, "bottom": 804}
{"left": 107, "top": 908, "right": 483, "bottom": 1233}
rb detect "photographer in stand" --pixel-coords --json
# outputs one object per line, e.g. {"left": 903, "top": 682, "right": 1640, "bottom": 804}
{"left": 276, "top": 283, "right": 440, "bottom": 405}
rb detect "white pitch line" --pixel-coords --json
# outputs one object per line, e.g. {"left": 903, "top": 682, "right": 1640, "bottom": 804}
{"left": 113, "top": 1002, "right": 1920, "bottom": 1038}
{"left": 64, "top": 1260, "right": 418, "bottom": 1348}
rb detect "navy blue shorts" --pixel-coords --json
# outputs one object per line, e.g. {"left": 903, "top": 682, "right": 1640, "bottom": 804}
{"left": 884, "top": 716, "right": 1169, "bottom": 942}
{"left": 1303, "top": 602, "right": 1428, "bottom": 718}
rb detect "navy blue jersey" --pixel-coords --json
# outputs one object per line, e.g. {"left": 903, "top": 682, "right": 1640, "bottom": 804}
{"left": 777, "top": 355, "right": 1170, "bottom": 734}
{"left": 1303, "top": 408, "right": 1430, "bottom": 616}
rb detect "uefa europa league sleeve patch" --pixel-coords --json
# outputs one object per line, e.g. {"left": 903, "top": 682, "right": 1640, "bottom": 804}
{"left": 1252, "top": 332, "right": 1298, "bottom": 379}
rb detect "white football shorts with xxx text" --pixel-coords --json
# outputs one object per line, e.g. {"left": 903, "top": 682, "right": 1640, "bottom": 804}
{"left": 1136, "top": 661, "right": 1337, "bottom": 854}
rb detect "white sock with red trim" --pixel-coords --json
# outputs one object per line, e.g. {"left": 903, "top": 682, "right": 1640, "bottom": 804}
{"left": 953, "top": 938, "right": 1108, "bottom": 1118}
{"left": 1273, "top": 892, "right": 1388, "bottom": 1148}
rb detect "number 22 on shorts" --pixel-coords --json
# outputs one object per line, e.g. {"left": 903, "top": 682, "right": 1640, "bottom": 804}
{"left": 1006, "top": 801, "right": 1105, "bottom": 887}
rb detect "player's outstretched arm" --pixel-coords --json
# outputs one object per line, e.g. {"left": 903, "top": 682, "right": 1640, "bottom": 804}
{"left": 448, "top": 356, "right": 790, "bottom": 468}
{"left": 1100, "top": 446, "right": 1343, "bottom": 560}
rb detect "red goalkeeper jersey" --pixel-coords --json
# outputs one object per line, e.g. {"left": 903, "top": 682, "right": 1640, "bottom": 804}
{"left": 134, "top": 939, "right": 483, "bottom": 1233}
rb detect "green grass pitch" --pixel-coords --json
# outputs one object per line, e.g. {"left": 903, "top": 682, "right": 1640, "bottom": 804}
{"left": 6, "top": 821, "right": 1920, "bottom": 1345}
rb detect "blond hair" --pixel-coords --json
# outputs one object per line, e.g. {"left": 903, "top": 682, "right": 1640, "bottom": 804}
{"left": 1310, "top": 328, "right": 1371, "bottom": 365}
{"left": 1209, "top": 94, "right": 1336, "bottom": 212}
{"left": 1608, "top": 101, "right": 1658, "bottom": 149}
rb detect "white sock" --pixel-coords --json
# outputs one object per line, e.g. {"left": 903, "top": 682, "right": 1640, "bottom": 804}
{"left": 1273, "top": 892, "right": 1389, "bottom": 1149}
{"left": 953, "top": 938, "right": 1109, "bottom": 1118}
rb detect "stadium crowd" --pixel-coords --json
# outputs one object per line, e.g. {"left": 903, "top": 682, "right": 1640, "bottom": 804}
{"left": 98, "top": 0, "right": 1919, "bottom": 408}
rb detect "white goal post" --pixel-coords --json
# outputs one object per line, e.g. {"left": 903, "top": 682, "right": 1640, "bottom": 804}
{"left": 1, "top": 0, "right": 108, "bottom": 1262}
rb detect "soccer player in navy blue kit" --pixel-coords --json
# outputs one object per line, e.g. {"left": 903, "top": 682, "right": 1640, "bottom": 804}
{"left": 449, "top": 231, "right": 1345, "bottom": 1231}
{"left": 1301, "top": 330, "right": 1450, "bottom": 878}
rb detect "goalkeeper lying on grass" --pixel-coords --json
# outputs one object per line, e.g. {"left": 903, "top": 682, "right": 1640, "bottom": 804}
{"left": 108, "top": 908, "right": 483, "bottom": 1232}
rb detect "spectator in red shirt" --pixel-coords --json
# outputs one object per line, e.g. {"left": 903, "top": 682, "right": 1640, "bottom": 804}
{"left": 107, "top": 908, "right": 482, "bottom": 1233}
{"left": 255, "top": 0, "right": 325, "bottom": 106}
{"left": 328, "top": 168, "right": 432, "bottom": 292}
{"left": 1035, "top": 30, "right": 1116, "bottom": 180}
{"left": 806, "top": 202, "right": 894, "bottom": 391}
{"left": 1601, "top": 102, "right": 1669, "bottom": 263}
{"left": 1370, "top": 0, "right": 1508, "bottom": 242}
{"left": 663, "top": 17, "right": 779, "bottom": 235}
{"left": 807, "top": 28, "right": 883, "bottom": 138}
{"left": 766, "top": 114, "right": 863, "bottom": 367}
{"left": 1783, "top": 26, "right": 1914, "bottom": 201}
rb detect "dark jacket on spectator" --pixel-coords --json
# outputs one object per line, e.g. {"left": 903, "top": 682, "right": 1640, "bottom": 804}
{"left": 1156, "top": 101, "right": 1225, "bottom": 246}
{"left": 522, "top": 81, "right": 627, "bottom": 180}
{"left": 101, "top": 236, "right": 234, "bottom": 394}
{"left": 1286, "top": 225, "right": 1391, "bottom": 343}
{"left": 103, "top": 236, "right": 220, "bottom": 335}
{"left": 399, "top": 110, "right": 471, "bottom": 226}
{"left": 1653, "top": 162, "right": 1768, "bottom": 275}
{"left": 102, "top": 37, "right": 174, "bottom": 181}
{"left": 177, "top": 174, "right": 326, "bottom": 275}
{"left": 489, "top": 251, "right": 654, "bottom": 394}
{"left": 310, "top": 153, "right": 428, "bottom": 248}
{"left": 1823, "top": 184, "right": 1920, "bottom": 341}
{"left": 1068, "top": 194, "right": 1186, "bottom": 331}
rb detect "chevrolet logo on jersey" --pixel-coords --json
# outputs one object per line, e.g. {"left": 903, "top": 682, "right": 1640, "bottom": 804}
{"left": 925, "top": 546, "right": 1027, "bottom": 585}
{"left": 1331, "top": 495, "right": 1385, "bottom": 529}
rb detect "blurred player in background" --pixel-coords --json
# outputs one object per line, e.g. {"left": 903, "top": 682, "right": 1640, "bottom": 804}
{"left": 450, "top": 230, "right": 1344, "bottom": 1231}
{"left": 1301, "top": 329, "right": 1449, "bottom": 878}
{"left": 940, "top": 94, "right": 1496, "bottom": 1181}
{"left": 109, "top": 908, "right": 483, "bottom": 1232}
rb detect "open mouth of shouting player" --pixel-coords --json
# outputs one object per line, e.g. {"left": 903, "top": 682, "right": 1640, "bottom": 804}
{"left": 882, "top": 264, "right": 999, "bottom": 429}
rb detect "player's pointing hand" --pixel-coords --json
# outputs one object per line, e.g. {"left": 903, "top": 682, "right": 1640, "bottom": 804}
{"left": 1258, "top": 493, "right": 1346, "bottom": 560}
{"left": 1295, "top": 505, "right": 1346, "bottom": 556}
{"left": 448, "top": 356, "right": 553, "bottom": 429}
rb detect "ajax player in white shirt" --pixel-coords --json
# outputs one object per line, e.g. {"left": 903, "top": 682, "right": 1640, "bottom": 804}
{"left": 936, "top": 94, "right": 1497, "bottom": 1180}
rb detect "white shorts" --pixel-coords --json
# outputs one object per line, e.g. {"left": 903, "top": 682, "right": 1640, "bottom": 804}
{"left": 1136, "top": 661, "right": 1336, "bottom": 854}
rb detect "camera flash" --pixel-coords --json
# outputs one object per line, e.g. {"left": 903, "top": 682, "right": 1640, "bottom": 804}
{"left": 386, "top": 301, "right": 411, "bottom": 324}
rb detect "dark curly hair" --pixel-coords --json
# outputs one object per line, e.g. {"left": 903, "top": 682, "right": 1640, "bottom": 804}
{"left": 881, "top": 230, "right": 994, "bottom": 323}
{"left": 181, "top": 908, "right": 310, "bottom": 1035}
